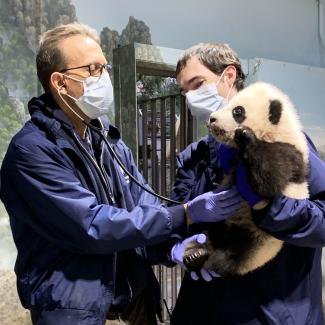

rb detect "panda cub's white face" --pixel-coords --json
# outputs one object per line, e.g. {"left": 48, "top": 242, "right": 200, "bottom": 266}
{"left": 209, "top": 82, "right": 306, "bottom": 157}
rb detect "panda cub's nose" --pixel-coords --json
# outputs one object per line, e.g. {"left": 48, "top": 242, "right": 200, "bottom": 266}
{"left": 209, "top": 117, "right": 217, "bottom": 124}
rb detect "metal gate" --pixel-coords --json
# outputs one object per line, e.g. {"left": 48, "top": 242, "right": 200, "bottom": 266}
{"left": 138, "top": 94, "right": 193, "bottom": 320}
{"left": 113, "top": 43, "right": 196, "bottom": 321}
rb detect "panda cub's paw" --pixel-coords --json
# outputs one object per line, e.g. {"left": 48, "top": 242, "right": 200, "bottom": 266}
{"left": 183, "top": 237, "right": 212, "bottom": 270}
{"left": 234, "top": 126, "right": 257, "bottom": 153}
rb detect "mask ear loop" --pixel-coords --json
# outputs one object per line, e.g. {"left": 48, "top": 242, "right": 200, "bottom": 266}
{"left": 57, "top": 83, "right": 86, "bottom": 122}
{"left": 216, "top": 67, "right": 235, "bottom": 100}
{"left": 226, "top": 82, "right": 234, "bottom": 100}
{"left": 215, "top": 68, "right": 227, "bottom": 88}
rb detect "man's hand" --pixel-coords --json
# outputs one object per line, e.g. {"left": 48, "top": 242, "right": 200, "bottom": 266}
{"left": 218, "top": 143, "right": 267, "bottom": 209}
{"left": 236, "top": 160, "right": 268, "bottom": 209}
{"left": 185, "top": 186, "right": 242, "bottom": 225}
{"left": 218, "top": 143, "right": 239, "bottom": 174}
{"left": 190, "top": 269, "right": 220, "bottom": 282}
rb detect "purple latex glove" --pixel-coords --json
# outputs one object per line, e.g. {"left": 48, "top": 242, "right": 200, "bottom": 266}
{"left": 218, "top": 143, "right": 239, "bottom": 174}
{"left": 187, "top": 186, "right": 242, "bottom": 223}
{"left": 171, "top": 234, "right": 220, "bottom": 281}
{"left": 236, "top": 159, "right": 263, "bottom": 207}
{"left": 190, "top": 269, "right": 220, "bottom": 282}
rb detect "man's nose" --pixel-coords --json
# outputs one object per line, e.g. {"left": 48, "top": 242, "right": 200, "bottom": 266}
{"left": 209, "top": 116, "right": 217, "bottom": 124}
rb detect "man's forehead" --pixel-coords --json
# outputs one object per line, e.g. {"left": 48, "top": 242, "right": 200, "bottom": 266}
{"left": 177, "top": 57, "right": 210, "bottom": 87}
{"left": 179, "top": 57, "right": 203, "bottom": 74}
{"left": 58, "top": 35, "right": 102, "bottom": 65}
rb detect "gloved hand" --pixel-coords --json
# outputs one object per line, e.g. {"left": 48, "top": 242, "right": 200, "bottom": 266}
{"left": 218, "top": 143, "right": 239, "bottom": 174}
{"left": 171, "top": 234, "right": 220, "bottom": 281}
{"left": 236, "top": 159, "right": 263, "bottom": 207}
{"left": 187, "top": 186, "right": 242, "bottom": 224}
{"left": 190, "top": 269, "right": 220, "bottom": 282}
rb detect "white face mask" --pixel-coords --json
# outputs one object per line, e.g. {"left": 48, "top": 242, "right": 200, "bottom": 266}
{"left": 61, "top": 71, "right": 114, "bottom": 120}
{"left": 185, "top": 69, "right": 233, "bottom": 122}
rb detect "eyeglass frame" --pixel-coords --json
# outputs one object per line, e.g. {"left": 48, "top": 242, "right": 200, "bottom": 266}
{"left": 59, "top": 63, "right": 112, "bottom": 77}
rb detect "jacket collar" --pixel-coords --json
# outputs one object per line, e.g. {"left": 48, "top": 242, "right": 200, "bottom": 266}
{"left": 28, "top": 93, "right": 121, "bottom": 144}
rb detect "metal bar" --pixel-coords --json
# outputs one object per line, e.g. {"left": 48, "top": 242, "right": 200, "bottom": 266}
{"left": 171, "top": 266, "right": 178, "bottom": 310}
{"left": 158, "top": 265, "right": 166, "bottom": 321}
{"left": 170, "top": 96, "right": 176, "bottom": 189}
{"left": 179, "top": 95, "right": 187, "bottom": 151}
{"left": 183, "top": 95, "right": 193, "bottom": 146}
{"left": 160, "top": 98, "right": 166, "bottom": 196}
{"left": 142, "top": 102, "right": 148, "bottom": 180}
{"left": 162, "top": 266, "right": 168, "bottom": 321}
{"left": 151, "top": 99, "right": 158, "bottom": 191}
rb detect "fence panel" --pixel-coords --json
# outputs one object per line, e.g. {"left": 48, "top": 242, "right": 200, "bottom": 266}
{"left": 138, "top": 94, "right": 192, "bottom": 321}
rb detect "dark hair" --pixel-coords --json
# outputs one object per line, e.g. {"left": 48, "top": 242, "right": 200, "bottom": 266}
{"left": 176, "top": 43, "right": 246, "bottom": 91}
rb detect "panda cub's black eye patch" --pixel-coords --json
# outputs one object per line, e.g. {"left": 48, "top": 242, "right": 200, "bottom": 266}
{"left": 268, "top": 99, "right": 282, "bottom": 125}
{"left": 232, "top": 106, "right": 246, "bottom": 123}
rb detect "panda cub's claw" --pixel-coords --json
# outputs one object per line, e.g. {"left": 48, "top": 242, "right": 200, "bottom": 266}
{"left": 183, "top": 244, "right": 210, "bottom": 270}
{"left": 234, "top": 126, "right": 257, "bottom": 153}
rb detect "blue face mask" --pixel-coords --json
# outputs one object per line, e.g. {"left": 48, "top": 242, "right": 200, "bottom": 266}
{"left": 185, "top": 69, "right": 233, "bottom": 122}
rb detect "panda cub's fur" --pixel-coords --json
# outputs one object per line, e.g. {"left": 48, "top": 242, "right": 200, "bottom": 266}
{"left": 183, "top": 82, "right": 309, "bottom": 276}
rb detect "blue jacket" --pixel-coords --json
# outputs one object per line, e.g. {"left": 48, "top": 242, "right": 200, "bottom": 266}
{"left": 170, "top": 134, "right": 325, "bottom": 325}
{"left": 0, "top": 94, "right": 185, "bottom": 324}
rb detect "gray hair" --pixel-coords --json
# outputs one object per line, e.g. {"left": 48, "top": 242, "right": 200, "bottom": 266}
{"left": 176, "top": 43, "right": 246, "bottom": 91}
{"left": 36, "top": 22, "right": 99, "bottom": 93}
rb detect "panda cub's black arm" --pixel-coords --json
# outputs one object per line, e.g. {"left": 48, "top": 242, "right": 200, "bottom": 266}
{"left": 235, "top": 126, "right": 307, "bottom": 198}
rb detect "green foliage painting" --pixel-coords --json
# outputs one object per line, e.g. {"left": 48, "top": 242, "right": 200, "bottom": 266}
{"left": 0, "top": 0, "right": 77, "bottom": 164}
{"left": 0, "top": 0, "right": 77, "bottom": 272}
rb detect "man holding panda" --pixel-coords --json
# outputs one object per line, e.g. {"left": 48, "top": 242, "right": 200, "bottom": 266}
{"left": 170, "top": 42, "right": 325, "bottom": 324}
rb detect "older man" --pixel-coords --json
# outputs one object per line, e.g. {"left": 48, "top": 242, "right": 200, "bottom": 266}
{"left": 0, "top": 25, "right": 243, "bottom": 325}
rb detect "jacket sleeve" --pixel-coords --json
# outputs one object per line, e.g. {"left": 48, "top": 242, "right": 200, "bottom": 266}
{"left": 142, "top": 146, "right": 198, "bottom": 265}
{"left": 170, "top": 152, "right": 197, "bottom": 203}
{"left": 2, "top": 141, "right": 186, "bottom": 255}
{"left": 169, "top": 137, "right": 218, "bottom": 204}
{"left": 118, "top": 142, "right": 187, "bottom": 265}
{"left": 254, "top": 137, "right": 325, "bottom": 247}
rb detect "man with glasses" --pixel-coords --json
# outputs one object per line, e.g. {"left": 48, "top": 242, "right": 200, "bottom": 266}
{"left": 0, "top": 24, "right": 244, "bottom": 325}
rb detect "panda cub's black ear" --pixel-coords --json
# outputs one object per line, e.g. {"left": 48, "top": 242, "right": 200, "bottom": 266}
{"left": 268, "top": 99, "right": 282, "bottom": 125}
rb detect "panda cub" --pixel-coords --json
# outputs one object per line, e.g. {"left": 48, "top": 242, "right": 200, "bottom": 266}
{"left": 183, "top": 82, "right": 309, "bottom": 276}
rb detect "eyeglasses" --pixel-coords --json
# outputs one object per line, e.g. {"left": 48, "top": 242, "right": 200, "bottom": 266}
{"left": 60, "top": 63, "right": 111, "bottom": 77}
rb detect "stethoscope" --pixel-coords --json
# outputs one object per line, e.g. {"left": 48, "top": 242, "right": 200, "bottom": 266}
{"left": 57, "top": 85, "right": 182, "bottom": 205}
{"left": 83, "top": 120, "right": 182, "bottom": 205}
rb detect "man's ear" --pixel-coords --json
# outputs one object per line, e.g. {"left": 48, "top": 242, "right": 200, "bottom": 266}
{"left": 50, "top": 72, "right": 67, "bottom": 94}
{"left": 223, "top": 65, "right": 237, "bottom": 86}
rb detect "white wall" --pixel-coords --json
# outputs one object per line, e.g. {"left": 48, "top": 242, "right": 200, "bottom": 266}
{"left": 211, "top": 0, "right": 325, "bottom": 68}
{"left": 72, "top": 0, "right": 325, "bottom": 68}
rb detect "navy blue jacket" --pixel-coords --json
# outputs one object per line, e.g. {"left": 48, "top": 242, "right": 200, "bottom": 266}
{"left": 0, "top": 94, "right": 185, "bottom": 324}
{"left": 170, "top": 134, "right": 325, "bottom": 325}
